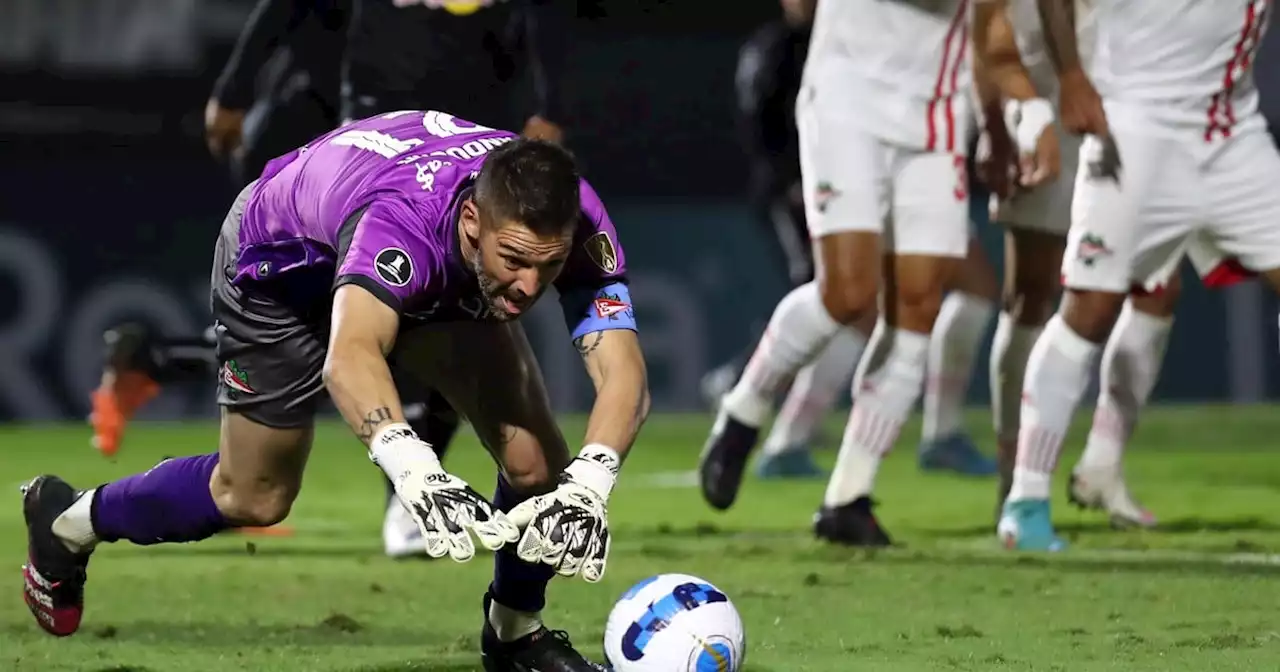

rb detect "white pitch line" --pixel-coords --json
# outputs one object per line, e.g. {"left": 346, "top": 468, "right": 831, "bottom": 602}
{"left": 634, "top": 470, "right": 699, "bottom": 489}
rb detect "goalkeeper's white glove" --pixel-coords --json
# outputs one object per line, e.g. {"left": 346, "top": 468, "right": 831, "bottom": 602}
{"left": 507, "top": 444, "right": 619, "bottom": 583}
{"left": 369, "top": 423, "right": 518, "bottom": 561}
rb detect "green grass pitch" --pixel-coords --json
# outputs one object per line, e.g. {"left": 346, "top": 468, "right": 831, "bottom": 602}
{"left": 3, "top": 406, "right": 1280, "bottom": 671}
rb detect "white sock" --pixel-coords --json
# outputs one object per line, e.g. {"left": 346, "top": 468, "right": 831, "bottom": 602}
{"left": 722, "top": 282, "right": 841, "bottom": 427}
{"left": 51, "top": 488, "right": 98, "bottom": 554}
{"left": 823, "top": 323, "right": 930, "bottom": 507}
{"left": 923, "top": 292, "right": 995, "bottom": 443}
{"left": 762, "top": 326, "right": 868, "bottom": 456}
{"left": 1009, "top": 316, "right": 1102, "bottom": 501}
{"left": 989, "top": 313, "right": 1043, "bottom": 444}
{"left": 489, "top": 600, "right": 543, "bottom": 642}
{"left": 1079, "top": 301, "right": 1171, "bottom": 472}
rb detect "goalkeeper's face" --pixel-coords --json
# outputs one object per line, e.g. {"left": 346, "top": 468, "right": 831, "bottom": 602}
{"left": 460, "top": 198, "right": 573, "bottom": 321}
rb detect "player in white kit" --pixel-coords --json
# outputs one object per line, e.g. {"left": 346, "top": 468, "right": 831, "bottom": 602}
{"left": 700, "top": 0, "right": 976, "bottom": 546}
{"left": 1000, "top": 0, "right": 1277, "bottom": 551}
{"left": 975, "top": 0, "right": 1165, "bottom": 529}
{"left": 704, "top": 0, "right": 1000, "bottom": 486}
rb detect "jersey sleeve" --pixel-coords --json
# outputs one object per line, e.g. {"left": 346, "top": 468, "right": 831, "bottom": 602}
{"left": 333, "top": 198, "right": 442, "bottom": 312}
{"left": 555, "top": 179, "right": 637, "bottom": 340}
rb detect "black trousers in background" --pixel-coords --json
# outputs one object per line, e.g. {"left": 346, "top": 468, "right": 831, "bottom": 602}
{"left": 233, "top": 83, "right": 340, "bottom": 187}
{"left": 752, "top": 186, "right": 813, "bottom": 288}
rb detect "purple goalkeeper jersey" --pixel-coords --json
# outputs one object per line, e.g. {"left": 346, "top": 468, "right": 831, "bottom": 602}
{"left": 232, "top": 110, "right": 633, "bottom": 337}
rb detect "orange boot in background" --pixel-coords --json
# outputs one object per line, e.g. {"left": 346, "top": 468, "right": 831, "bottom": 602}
{"left": 88, "top": 323, "right": 293, "bottom": 537}
{"left": 89, "top": 325, "right": 161, "bottom": 459}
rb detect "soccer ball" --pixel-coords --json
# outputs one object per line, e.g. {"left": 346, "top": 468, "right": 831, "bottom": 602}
{"left": 603, "top": 573, "right": 745, "bottom": 671}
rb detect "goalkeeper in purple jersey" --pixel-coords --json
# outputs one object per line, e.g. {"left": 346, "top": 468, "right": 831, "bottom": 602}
{"left": 24, "top": 112, "right": 648, "bottom": 672}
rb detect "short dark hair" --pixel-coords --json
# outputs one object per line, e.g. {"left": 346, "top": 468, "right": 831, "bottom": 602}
{"left": 474, "top": 138, "right": 581, "bottom": 236}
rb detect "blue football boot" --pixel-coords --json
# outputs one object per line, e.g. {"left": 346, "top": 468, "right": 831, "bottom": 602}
{"left": 997, "top": 499, "right": 1066, "bottom": 552}
{"left": 919, "top": 433, "right": 998, "bottom": 476}
{"left": 754, "top": 449, "right": 825, "bottom": 479}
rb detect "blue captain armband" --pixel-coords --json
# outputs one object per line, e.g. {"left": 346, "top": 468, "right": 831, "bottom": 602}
{"left": 560, "top": 281, "right": 638, "bottom": 341}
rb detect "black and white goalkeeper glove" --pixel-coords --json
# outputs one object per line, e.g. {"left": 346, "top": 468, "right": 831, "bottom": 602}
{"left": 369, "top": 423, "right": 518, "bottom": 561}
{"left": 507, "top": 444, "right": 619, "bottom": 583}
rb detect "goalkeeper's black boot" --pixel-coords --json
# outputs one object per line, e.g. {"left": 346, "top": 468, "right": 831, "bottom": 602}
{"left": 22, "top": 475, "right": 93, "bottom": 637}
{"left": 698, "top": 413, "right": 759, "bottom": 511}
{"left": 814, "top": 496, "right": 893, "bottom": 547}
{"left": 480, "top": 593, "right": 606, "bottom": 672}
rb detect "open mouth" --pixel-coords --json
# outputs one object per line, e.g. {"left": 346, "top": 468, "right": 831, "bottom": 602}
{"left": 498, "top": 296, "right": 525, "bottom": 315}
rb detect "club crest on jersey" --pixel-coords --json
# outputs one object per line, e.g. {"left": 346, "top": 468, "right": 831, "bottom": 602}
{"left": 222, "top": 360, "right": 255, "bottom": 395}
{"left": 584, "top": 231, "right": 618, "bottom": 274}
{"left": 375, "top": 247, "right": 413, "bottom": 287}
{"left": 593, "top": 295, "right": 631, "bottom": 320}
{"left": 1076, "top": 233, "right": 1112, "bottom": 267}
{"left": 814, "top": 181, "right": 841, "bottom": 213}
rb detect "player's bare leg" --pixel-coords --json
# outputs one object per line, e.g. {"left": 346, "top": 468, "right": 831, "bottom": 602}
{"left": 1069, "top": 281, "right": 1177, "bottom": 529}
{"left": 989, "top": 227, "right": 1065, "bottom": 519}
{"left": 87, "top": 323, "right": 294, "bottom": 537}
{"left": 396, "top": 321, "right": 601, "bottom": 671}
{"left": 23, "top": 411, "right": 313, "bottom": 636}
{"left": 815, "top": 248, "right": 957, "bottom": 547}
{"left": 920, "top": 236, "right": 998, "bottom": 476}
{"left": 752, "top": 182, "right": 860, "bottom": 482}
{"left": 701, "top": 230, "right": 882, "bottom": 511}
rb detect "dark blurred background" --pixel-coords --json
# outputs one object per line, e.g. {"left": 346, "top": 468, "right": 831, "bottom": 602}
{"left": 2, "top": 0, "right": 1280, "bottom": 422}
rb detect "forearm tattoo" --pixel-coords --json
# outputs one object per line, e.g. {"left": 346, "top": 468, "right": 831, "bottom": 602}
{"left": 1037, "top": 0, "right": 1079, "bottom": 72}
{"left": 356, "top": 406, "right": 393, "bottom": 443}
{"left": 573, "top": 331, "right": 605, "bottom": 358}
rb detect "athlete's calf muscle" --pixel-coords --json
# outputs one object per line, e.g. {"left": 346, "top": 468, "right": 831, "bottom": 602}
{"left": 212, "top": 412, "right": 313, "bottom": 526}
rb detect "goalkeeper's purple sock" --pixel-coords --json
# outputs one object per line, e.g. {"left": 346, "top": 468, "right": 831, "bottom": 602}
{"left": 489, "top": 475, "right": 555, "bottom": 613}
{"left": 88, "top": 453, "right": 230, "bottom": 545}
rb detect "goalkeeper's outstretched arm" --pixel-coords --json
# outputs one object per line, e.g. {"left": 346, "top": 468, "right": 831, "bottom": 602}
{"left": 574, "top": 328, "right": 650, "bottom": 461}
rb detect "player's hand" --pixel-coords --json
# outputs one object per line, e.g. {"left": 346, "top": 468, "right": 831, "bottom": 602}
{"left": 507, "top": 445, "right": 620, "bottom": 583}
{"left": 1057, "top": 69, "right": 1108, "bottom": 137}
{"left": 1004, "top": 98, "right": 1061, "bottom": 188}
{"left": 371, "top": 424, "right": 519, "bottom": 561}
{"left": 204, "top": 100, "right": 247, "bottom": 159}
{"left": 521, "top": 115, "right": 565, "bottom": 144}
{"left": 976, "top": 115, "right": 1019, "bottom": 200}
{"left": 1022, "top": 124, "right": 1062, "bottom": 187}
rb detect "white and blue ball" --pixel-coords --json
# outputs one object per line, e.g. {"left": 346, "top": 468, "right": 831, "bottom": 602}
{"left": 603, "top": 573, "right": 745, "bottom": 671}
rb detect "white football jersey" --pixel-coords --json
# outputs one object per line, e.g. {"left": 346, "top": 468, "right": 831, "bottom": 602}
{"left": 1004, "top": 0, "right": 1098, "bottom": 100}
{"left": 1091, "top": 0, "right": 1272, "bottom": 135}
{"left": 803, "top": 0, "right": 974, "bottom": 153}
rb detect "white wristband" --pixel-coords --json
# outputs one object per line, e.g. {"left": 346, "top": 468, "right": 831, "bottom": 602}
{"left": 563, "top": 444, "right": 620, "bottom": 500}
{"left": 368, "top": 422, "right": 443, "bottom": 488}
{"left": 1004, "top": 98, "right": 1055, "bottom": 155}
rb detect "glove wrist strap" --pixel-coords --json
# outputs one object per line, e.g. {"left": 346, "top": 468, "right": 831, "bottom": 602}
{"left": 368, "top": 422, "right": 442, "bottom": 488}
{"left": 563, "top": 444, "right": 620, "bottom": 500}
{"left": 1004, "top": 97, "right": 1056, "bottom": 154}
